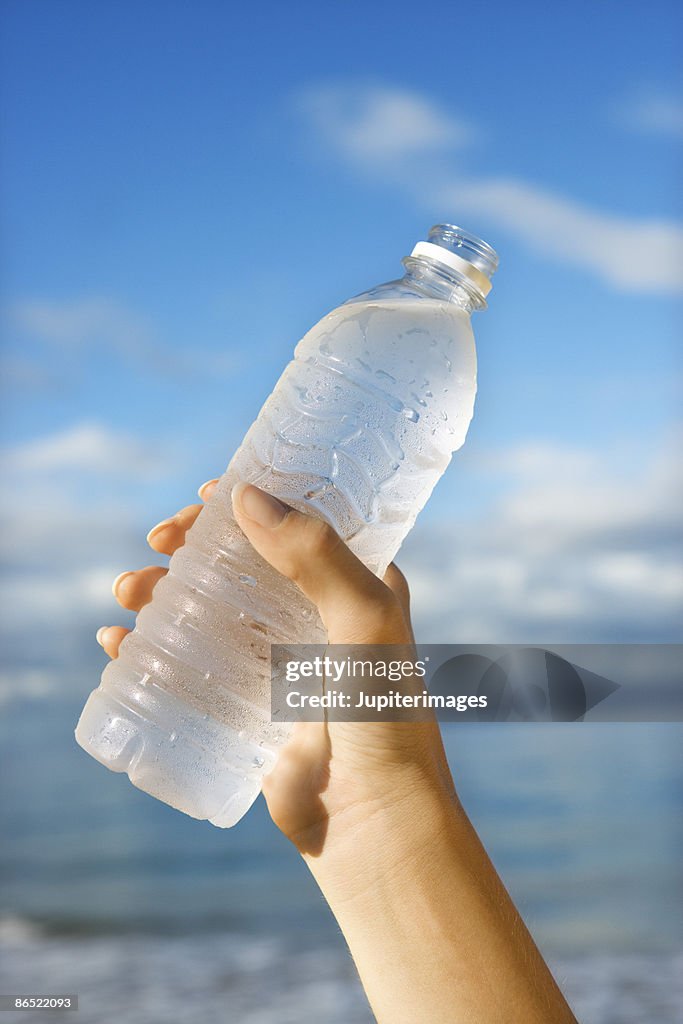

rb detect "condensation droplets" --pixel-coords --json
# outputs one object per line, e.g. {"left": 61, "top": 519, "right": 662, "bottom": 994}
{"left": 79, "top": 295, "right": 478, "bottom": 828}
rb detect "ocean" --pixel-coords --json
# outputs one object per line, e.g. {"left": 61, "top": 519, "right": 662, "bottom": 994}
{"left": 1, "top": 695, "right": 681, "bottom": 1023}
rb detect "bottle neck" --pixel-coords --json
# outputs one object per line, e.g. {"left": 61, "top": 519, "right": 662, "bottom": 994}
{"left": 401, "top": 256, "right": 482, "bottom": 313}
{"left": 402, "top": 224, "right": 498, "bottom": 313}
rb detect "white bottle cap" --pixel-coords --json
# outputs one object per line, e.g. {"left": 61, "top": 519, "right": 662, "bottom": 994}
{"left": 410, "top": 240, "right": 493, "bottom": 298}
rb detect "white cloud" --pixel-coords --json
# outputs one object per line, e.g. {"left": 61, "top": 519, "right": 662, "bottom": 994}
{"left": 296, "top": 82, "right": 683, "bottom": 294}
{"left": 589, "top": 552, "right": 683, "bottom": 598}
{"left": 0, "top": 422, "right": 165, "bottom": 477}
{"left": 7, "top": 298, "right": 241, "bottom": 381}
{"left": 296, "top": 83, "right": 471, "bottom": 165}
{"left": 0, "top": 422, "right": 172, "bottom": 680}
{"left": 402, "top": 436, "right": 683, "bottom": 643}
{"left": 1, "top": 568, "right": 120, "bottom": 627}
{"left": 0, "top": 670, "right": 55, "bottom": 707}
{"left": 12, "top": 297, "right": 157, "bottom": 357}
{"left": 0, "top": 419, "right": 680, "bottom": 700}
{"left": 441, "top": 177, "right": 683, "bottom": 293}
{"left": 614, "top": 89, "right": 683, "bottom": 138}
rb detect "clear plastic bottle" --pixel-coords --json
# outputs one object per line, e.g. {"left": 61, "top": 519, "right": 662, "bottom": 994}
{"left": 75, "top": 224, "right": 498, "bottom": 827}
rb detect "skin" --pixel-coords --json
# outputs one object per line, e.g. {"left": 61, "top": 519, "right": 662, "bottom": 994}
{"left": 99, "top": 480, "right": 578, "bottom": 1024}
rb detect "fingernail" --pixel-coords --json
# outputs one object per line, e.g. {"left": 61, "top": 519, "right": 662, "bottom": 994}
{"left": 198, "top": 478, "right": 219, "bottom": 500}
{"left": 146, "top": 517, "right": 175, "bottom": 544}
{"left": 112, "top": 571, "right": 133, "bottom": 598}
{"left": 96, "top": 627, "right": 109, "bottom": 647}
{"left": 232, "top": 482, "right": 288, "bottom": 529}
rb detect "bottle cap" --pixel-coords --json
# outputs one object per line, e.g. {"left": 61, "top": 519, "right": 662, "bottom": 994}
{"left": 409, "top": 226, "right": 498, "bottom": 303}
{"left": 410, "top": 240, "right": 493, "bottom": 298}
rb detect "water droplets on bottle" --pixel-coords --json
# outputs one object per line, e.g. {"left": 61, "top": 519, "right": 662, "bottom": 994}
{"left": 75, "top": 230, "right": 487, "bottom": 828}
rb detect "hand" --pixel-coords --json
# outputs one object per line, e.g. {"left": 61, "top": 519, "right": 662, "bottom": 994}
{"left": 99, "top": 479, "right": 456, "bottom": 859}
{"left": 98, "top": 479, "right": 578, "bottom": 1023}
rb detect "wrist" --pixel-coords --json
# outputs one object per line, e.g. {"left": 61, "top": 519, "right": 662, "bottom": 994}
{"left": 301, "top": 763, "right": 462, "bottom": 903}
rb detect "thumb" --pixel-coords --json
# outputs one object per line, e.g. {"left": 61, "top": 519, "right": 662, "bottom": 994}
{"left": 231, "top": 482, "right": 409, "bottom": 644}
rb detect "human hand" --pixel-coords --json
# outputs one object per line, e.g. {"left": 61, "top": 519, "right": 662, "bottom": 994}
{"left": 98, "top": 479, "right": 577, "bottom": 1023}
{"left": 99, "top": 479, "right": 456, "bottom": 861}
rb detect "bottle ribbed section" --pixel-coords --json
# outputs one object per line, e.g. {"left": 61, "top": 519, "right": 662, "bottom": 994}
{"left": 76, "top": 295, "right": 476, "bottom": 825}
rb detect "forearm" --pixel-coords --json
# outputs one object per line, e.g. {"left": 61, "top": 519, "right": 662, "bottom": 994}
{"left": 303, "top": 779, "right": 577, "bottom": 1024}
{"left": 222, "top": 488, "right": 575, "bottom": 1020}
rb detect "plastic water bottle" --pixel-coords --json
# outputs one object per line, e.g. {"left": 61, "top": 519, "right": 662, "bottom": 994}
{"left": 75, "top": 224, "right": 498, "bottom": 827}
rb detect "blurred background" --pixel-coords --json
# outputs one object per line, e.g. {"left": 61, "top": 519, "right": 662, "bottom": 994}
{"left": 1, "top": 1, "right": 681, "bottom": 1021}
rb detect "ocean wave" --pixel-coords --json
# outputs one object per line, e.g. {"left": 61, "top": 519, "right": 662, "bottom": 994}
{"left": 1, "top": 924, "right": 682, "bottom": 1024}
{"left": 0, "top": 914, "right": 45, "bottom": 944}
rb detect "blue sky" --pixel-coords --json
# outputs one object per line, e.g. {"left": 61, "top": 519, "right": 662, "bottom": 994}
{"left": 0, "top": 0, "right": 681, "bottom": 695}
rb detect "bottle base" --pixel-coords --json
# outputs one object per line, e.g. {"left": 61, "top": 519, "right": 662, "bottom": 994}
{"left": 75, "top": 688, "right": 272, "bottom": 828}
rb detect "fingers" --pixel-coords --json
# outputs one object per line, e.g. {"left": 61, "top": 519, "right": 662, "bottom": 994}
{"left": 146, "top": 504, "right": 204, "bottom": 555}
{"left": 112, "top": 565, "right": 168, "bottom": 611}
{"left": 98, "top": 477, "right": 221, "bottom": 659}
{"left": 232, "top": 482, "right": 412, "bottom": 645}
{"left": 100, "top": 567, "right": 166, "bottom": 661}
{"left": 145, "top": 478, "right": 220, "bottom": 555}
{"left": 96, "top": 625, "right": 130, "bottom": 659}
{"left": 198, "top": 478, "right": 219, "bottom": 502}
{"left": 101, "top": 476, "right": 413, "bottom": 660}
